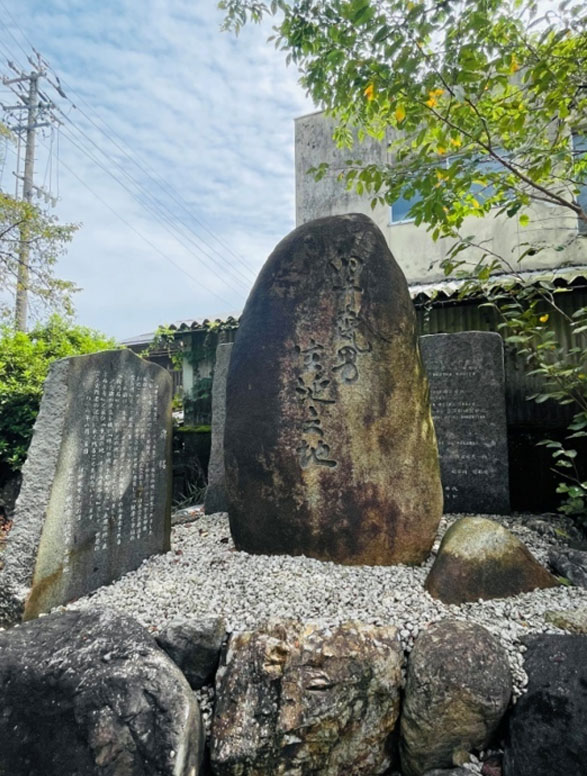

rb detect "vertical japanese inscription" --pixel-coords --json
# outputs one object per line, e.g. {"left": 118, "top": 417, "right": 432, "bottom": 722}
{"left": 420, "top": 332, "right": 510, "bottom": 514}
{"left": 295, "top": 253, "right": 372, "bottom": 470}
{"left": 61, "top": 370, "right": 166, "bottom": 572}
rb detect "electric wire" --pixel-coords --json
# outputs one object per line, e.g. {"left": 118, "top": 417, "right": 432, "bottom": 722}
{"left": 56, "top": 112, "right": 254, "bottom": 288}
{"left": 0, "top": 24, "right": 256, "bottom": 302}
{"left": 0, "top": 3, "right": 258, "bottom": 283}
{"left": 0, "top": 2, "right": 32, "bottom": 65}
{"left": 59, "top": 95, "right": 257, "bottom": 280}
{"left": 42, "top": 135, "right": 236, "bottom": 309}
{"left": 57, "top": 123, "right": 249, "bottom": 296}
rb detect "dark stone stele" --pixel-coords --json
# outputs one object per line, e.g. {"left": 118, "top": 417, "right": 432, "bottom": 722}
{"left": 204, "top": 342, "right": 233, "bottom": 514}
{"left": 419, "top": 332, "right": 510, "bottom": 515}
{"left": 503, "top": 634, "right": 587, "bottom": 776}
{"left": 0, "top": 349, "right": 172, "bottom": 626}
{"left": 0, "top": 608, "right": 204, "bottom": 776}
{"left": 224, "top": 213, "right": 443, "bottom": 565}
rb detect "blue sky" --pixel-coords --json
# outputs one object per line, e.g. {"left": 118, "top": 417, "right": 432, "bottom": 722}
{"left": 0, "top": 0, "right": 314, "bottom": 339}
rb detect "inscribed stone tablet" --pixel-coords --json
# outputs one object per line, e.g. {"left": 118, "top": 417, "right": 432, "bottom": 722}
{"left": 225, "top": 214, "right": 443, "bottom": 565}
{"left": 0, "top": 349, "right": 172, "bottom": 624}
{"left": 419, "top": 332, "right": 510, "bottom": 514}
{"left": 204, "top": 343, "right": 233, "bottom": 514}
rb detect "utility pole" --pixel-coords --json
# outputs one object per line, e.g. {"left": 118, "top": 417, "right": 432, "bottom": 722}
{"left": 13, "top": 71, "right": 38, "bottom": 331}
{"left": 2, "top": 54, "right": 59, "bottom": 331}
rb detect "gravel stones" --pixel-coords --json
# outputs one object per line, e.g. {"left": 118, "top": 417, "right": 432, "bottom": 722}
{"left": 425, "top": 517, "right": 559, "bottom": 604}
{"left": 400, "top": 620, "right": 512, "bottom": 776}
{"left": 224, "top": 213, "right": 442, "bottom": 565}
{"left": 0, "top": 607, "right": 204, "bottom": 776}
{"left": 210, "top": 620, "right": 403, "bottom": 776}
{"left": 503, "top": 634, "right": 587, "bottom": 776}
{"left": 155, "top": 616, "right": 227, "bottom": 689}
{"left": 56, "top": 512, "right": 587, "bottom": 706}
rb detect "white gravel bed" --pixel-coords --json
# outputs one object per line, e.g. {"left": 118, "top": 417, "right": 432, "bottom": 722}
{"left": 60, "top": 510, "right": 587, "bottom": 704}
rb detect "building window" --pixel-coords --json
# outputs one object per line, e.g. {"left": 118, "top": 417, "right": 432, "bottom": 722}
{"left": 390, "top": 192, "right": 418, "bottom": 224}
{"left": 389, "top": 152, "right": 506, "bottom": 225}
{"left": 469, "top": 154, "right": 505, "bottom": 204}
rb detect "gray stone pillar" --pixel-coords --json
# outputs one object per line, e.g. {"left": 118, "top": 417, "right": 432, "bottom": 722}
{"left": 204, "top": 343, "right": 233, "bottom": 514}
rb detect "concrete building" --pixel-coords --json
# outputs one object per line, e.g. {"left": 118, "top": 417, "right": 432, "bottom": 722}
{"left": 295, "top": 111, "right": 587, "bottom": 286}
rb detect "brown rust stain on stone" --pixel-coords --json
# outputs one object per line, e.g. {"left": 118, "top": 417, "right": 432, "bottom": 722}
{"left": 23, "top": 566, "right": 65, "bottom": 621}
{"left": 24, "top": 533, "right": 98, "bottom": 620}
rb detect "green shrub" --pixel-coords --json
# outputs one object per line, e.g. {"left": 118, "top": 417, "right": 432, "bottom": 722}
{"left": 0, "top": 315, "right": 116, "bottom": 478}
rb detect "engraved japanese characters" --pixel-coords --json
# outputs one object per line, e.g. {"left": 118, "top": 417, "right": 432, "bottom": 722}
{"left": 0, "top": 349, "right": 172, "bottom": 625}
{"left": 224, "top": 214, "right": 443, "bottom": 565}
{"left": 295, "top": 254, "right": 373, "bottom": 472}
{"left": 420, "top": 332, "right": 510, "bottom": 515}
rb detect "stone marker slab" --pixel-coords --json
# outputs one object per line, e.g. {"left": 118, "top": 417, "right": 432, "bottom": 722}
{"left": 204, "top": 343, "right": 233, "bottom": 514}
{"left": 225, "top": 213, "right": 443, "bottom": 565}
{"left": 420, "top": 332, "right": 510, "bottom": 514}
{"left": 0, "top": 349, "right": 172, "bottom": 625}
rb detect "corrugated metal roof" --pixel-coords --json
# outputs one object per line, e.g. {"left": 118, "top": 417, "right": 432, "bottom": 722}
{"left": 410, "top": 265, "right": 587, "bottom": 301}
{"left": 120, "top": 332, "right": 157, "bottom": 346}
{"left": 122, "top": 266, "right": 587, "bottom": 345}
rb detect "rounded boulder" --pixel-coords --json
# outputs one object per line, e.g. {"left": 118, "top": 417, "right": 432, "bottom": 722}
{"left": 0, "top": 607, "right": 204, "bottom": 776}
{"left": 400, "top": 619, "right": 512, "bottom": 776}
{"left": 425, "top": 516, "right": 559, "bottom": 604}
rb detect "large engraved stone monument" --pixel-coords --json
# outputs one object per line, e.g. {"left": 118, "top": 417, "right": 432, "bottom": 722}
{"left": 0, "top": 349, "right": 172, "bottom": 625}
{"left": 224, "top": 214, "right": 443, "bottom": 565}
{"left": 420, "top": 332, "right": 510, "bottom": 514}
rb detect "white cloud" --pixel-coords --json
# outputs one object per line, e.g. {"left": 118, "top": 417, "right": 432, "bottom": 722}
{"left": 0, "top": 0, "right": 314, "bottom": 338}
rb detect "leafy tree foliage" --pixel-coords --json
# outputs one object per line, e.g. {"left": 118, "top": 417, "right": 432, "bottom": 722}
{"left": 0, "top": 316, "right": 116, "bottom": 480}
{"left": 221, "top": 1, "right": 587, "bottom": 233}
{"left": 220, "top": 0, "right": 587, "bottom": 516}
{"left": 0, "top": 126, "right": 78, "bottom": 324}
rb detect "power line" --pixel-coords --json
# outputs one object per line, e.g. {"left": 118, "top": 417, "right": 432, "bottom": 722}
{"left": 57, "top": 113, "right": 254, "bottom": 289}
{"left": 60, "top": 95, "right": 258, "bottom": 280}
{"left": 0, "top": 1, "right": 258, "bottom": 280}
{"left": 1, "top": 52, "right": 61, "bottom": 330}
{"left": 48, "top": 138, "right": 236, "bottom": 309}
{"left": 0, "top": 34, "right": 241, "bottom": 310}
{"left": 57, "top": 123, "right": 250, "bottom": 296}
{"left": 0, "top": 2, "right": 32, "bottom": 66}
{"left": 0, "top": 18, "right": 259, "bottom": 303}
